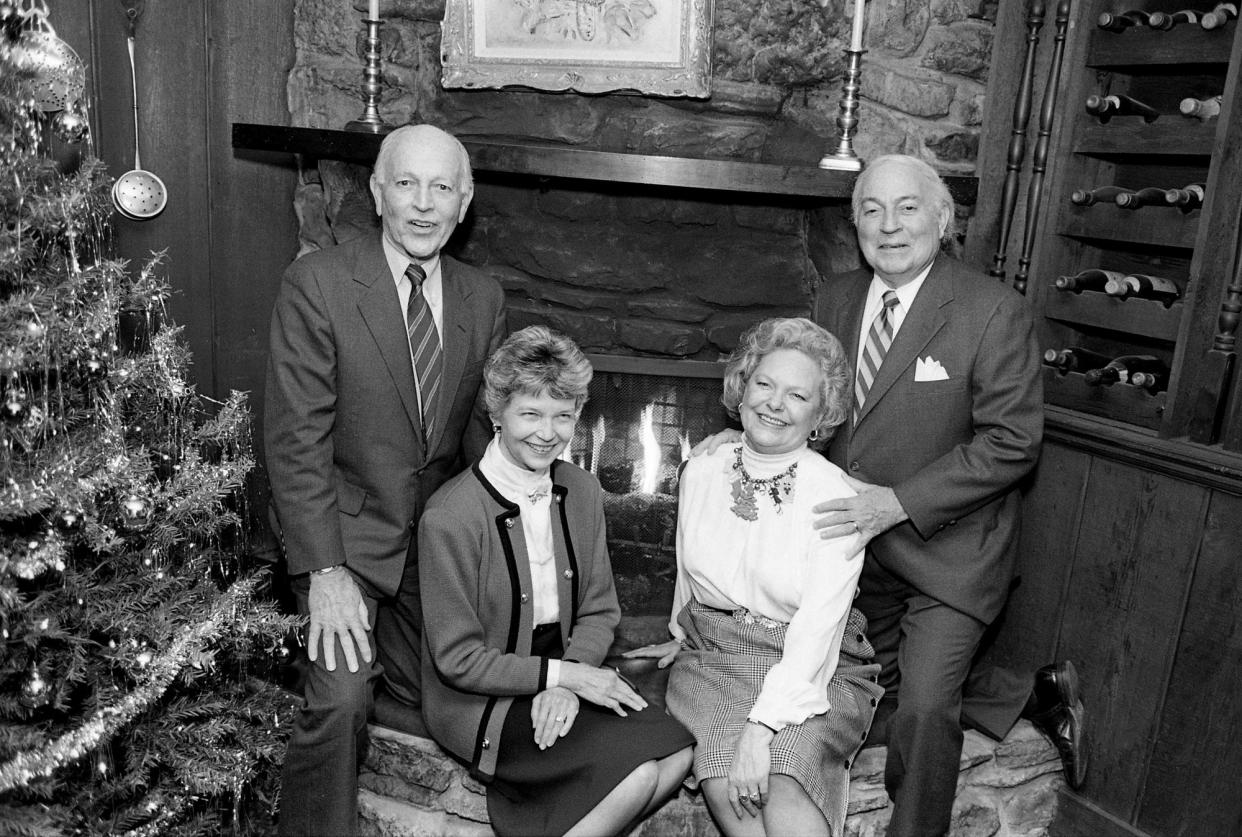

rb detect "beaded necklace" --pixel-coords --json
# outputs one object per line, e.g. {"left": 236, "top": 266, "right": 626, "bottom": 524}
{"left": 728, "top": 446, "right": 798, "bottom": 522}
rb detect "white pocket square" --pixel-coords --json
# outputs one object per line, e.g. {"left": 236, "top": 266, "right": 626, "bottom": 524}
{"left": 915, "top": 356, "right": 950, "bottom": 382}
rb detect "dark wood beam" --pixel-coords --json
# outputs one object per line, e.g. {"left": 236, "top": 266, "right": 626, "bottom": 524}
{"left": 232, "top": 123, "right": 979, "bottom": 205}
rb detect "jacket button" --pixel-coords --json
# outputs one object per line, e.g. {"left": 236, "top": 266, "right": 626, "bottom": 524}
{"left": 505, "top": 519, "right": 514, "bottom": 529}
{"left": 855, "top": 633, "right": 864, "bottom": 643}
{"left": 481, "top": 738, "right": 490, "bottom": 749}
{"left": 563, "top": 569, "right": 573, "bottom": 579}
{"left": 848, "top": 461, "right": 861, "bottom": 472}
{"left": 554, "top": 495, "right": 561, "bottom": 503}
{"left": 520, "top": 593, "right": 529, "bottom": 603}
{"left": 948, "top": 519, "right": 957, "bottom": 526}
{"left": 409, "top": 519, "right": 417, "bottom": 531}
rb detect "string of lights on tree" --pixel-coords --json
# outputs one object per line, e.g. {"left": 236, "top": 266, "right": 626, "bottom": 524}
{"left": 1, "top": 2, "right": 300, "bottom": 834}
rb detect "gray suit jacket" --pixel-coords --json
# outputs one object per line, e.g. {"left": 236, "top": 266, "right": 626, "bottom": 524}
{"left": 815, "top": 256, "right": 1043, "bottom": 623}
{"left": 265, "top": 235, "right": 506, "bottom": 596}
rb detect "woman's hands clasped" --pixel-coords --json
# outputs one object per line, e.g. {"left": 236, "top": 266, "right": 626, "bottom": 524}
{"left": 621, "top": 639, "right": 681, "bottom": 669}
{"left": 531, "top": 686, "right": 579, "bottom": 750}
{"left": 559, "top": 662, "right": 648, "bottom": 717}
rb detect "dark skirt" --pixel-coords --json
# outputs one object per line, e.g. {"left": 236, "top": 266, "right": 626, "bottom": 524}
{"left": 487, "top": 624, "right": 695, "bottom": 837}
{"left": 665, "top": 600, "right": 883, "bottom": 837}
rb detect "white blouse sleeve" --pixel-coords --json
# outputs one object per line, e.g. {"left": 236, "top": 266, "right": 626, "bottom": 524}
{"left": 669, "top": 472, "right": 692, "bottom": 642}
{"left": 748, "top": 525, "right": 865, "bottom": 731}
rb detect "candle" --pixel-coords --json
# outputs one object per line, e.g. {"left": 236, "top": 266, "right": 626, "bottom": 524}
{"left": 849, "top": 0, "right": 866, "bottom": 51}
{"left": 368, "top": 0, "right": 379, "bottom": 20}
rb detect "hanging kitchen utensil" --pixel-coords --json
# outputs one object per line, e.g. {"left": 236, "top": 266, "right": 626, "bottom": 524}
{"left": 13, "top": 5, "right": 87, "bottom": 113}
{"left": 111, "top": 1, "right": 167, "bottom": 220}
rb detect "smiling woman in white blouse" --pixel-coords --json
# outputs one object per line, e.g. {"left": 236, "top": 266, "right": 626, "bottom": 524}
{"left": 418, "top": 325, "right": 693, "bottom": 837}
{"left": 626, "top": 317, "right": 883, "bottom": 837}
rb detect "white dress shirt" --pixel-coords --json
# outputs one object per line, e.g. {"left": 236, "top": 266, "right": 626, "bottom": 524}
{"left": 855, "top": 263, "right": 933, "bottom": 376}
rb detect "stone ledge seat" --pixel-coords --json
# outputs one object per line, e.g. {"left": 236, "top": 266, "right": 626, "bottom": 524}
{"left": 358, "top": 719, "right": 1065, "bottom": 837}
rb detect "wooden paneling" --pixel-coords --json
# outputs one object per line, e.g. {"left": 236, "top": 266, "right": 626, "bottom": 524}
{"left": 1054, "top": 790, "right": 1154, "bottom": 837}
{"left": 1137, "top": 490, "right": 1242, "bottom": 837}
{"left": 1055, "top": 457, "right": 1208, "bottom": 819}
{"left": 53, "top": 1, "right": 297, "bottom": 409}
{"left": 983, "top": 443, "right": 1089, "bottom": 670}
{"left": 204, "top": 2, "right": 298, "bottom": 439}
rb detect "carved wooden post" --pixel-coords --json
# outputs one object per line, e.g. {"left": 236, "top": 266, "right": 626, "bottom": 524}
{"left": 1191, "top": 223, "right": 1242, "bottom": 443}
{"left": 989, "top": 0, "right": 1046, "bottom": 283}
{"left": 1014, "top": 0, "right": 1071, "bottom": 296}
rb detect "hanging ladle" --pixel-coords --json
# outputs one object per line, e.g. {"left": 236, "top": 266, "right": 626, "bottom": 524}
{"left": 111, "top": 1, "right": 167, "bottom": 220}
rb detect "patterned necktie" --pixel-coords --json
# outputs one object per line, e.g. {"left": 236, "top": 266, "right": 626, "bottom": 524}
{"left": 405, "top": 263, "right": 443, "bottom": 443}
{"left": 854, "top": 289, "right": 900, "bottom": 424}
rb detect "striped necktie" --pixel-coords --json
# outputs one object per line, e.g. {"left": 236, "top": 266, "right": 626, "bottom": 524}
{"left": 855, "top": 289, "right": 900, "bottom": 424}
{"left": 405, "top": 262, "right": 443, "bottom": 443}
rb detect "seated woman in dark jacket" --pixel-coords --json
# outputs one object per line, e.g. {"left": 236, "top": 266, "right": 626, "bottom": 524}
{"left": 419, "top": 325, "right": 694, "bottom": 837}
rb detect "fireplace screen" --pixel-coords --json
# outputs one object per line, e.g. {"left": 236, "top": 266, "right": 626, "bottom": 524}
{"left": 568, "top": 356, "right": 731, "bottom": 618}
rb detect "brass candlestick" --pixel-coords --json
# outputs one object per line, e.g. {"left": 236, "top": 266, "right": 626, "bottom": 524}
{"left": 345, "top": 18, "right": 389, "bottom": 133}
{"left": 819, "top": 48, "right": 865, "bottom": 171}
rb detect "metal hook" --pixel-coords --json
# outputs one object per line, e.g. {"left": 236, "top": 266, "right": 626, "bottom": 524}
{"left": 117, "top": 0, "right": 143, "bottom": 38}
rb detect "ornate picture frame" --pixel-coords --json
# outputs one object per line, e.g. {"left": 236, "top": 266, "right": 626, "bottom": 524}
{"left": 440, "top": 0, "right": 712, "bottom": 98}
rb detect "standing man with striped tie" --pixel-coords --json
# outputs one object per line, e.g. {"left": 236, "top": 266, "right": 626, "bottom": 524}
{"left": 810, "top": 155, "right": 1084, "bottom": 836}
{"left": 265, "top": 124, "right": 506, "bottom": 837}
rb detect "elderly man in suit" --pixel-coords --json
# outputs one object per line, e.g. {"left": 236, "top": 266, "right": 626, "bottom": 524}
{"left": 265, "top": 124, "right": 506, "bottom": 837}
{"left": 809, "top": 154, "right": 1084, "bottom": 836}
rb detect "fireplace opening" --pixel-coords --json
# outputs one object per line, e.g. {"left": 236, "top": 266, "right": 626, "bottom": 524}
{"left": 570, "top": 355, "right": 731, "bottom": 619}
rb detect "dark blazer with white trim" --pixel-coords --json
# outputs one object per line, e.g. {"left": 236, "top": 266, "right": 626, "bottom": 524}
{"left": 418, "top": 459, "right": 620, "bottom": 779}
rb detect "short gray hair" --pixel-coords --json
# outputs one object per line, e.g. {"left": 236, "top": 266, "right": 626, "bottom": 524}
{"left": 372, "top": 124, "right": 474, "bottom": 193}
{"left": 483, "top": 326, "right": 593, "bottom": 418}
{"left": 721, "top": 317, "right": 849, "bottom": 445}
{"left": 852, "top": 154, "right": 954, "bottom": 242}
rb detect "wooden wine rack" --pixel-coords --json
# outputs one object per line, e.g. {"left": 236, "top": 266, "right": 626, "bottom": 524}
{"left": 1023, "top": 0, "right": 1242, "bottom": 442}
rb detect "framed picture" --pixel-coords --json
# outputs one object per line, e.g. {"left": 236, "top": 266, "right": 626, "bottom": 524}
{"left": 440, "top": 0, "right": 712, "bottom": 98}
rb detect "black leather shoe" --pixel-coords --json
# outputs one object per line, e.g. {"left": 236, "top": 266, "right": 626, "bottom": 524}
{"left": 1029, "top": 660, "right": 1087, "bottom": 790}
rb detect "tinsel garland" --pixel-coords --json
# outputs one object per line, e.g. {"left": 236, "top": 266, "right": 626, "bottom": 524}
{"left": 0, "top": 573, "right": 262, "bottom": 793}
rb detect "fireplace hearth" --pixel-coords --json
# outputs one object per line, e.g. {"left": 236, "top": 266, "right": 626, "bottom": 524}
{"left": 571, "top": 355, "right": 730, "bottom": 617}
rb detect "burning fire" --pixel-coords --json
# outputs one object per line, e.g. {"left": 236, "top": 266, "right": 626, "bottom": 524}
{"left": 638, "top": 404, "right": 661, "bottom": 494}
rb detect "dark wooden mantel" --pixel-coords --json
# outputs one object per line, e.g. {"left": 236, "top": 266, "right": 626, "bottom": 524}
{"left": 231, "top": 123, "right": 979, "bottom": 204}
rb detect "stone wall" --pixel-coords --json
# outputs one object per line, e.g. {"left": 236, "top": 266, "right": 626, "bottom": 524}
{"left": 289, "top": 0, "right": 995, "bottom": 356}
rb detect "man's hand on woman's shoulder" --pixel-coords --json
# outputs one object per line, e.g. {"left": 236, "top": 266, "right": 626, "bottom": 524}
{"left": 689, "top": 428, "right": 742, "bottom": 457}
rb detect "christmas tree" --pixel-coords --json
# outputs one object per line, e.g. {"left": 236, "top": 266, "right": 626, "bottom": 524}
{"left": 0, "top": 4, "right": 298, "bottom": 834}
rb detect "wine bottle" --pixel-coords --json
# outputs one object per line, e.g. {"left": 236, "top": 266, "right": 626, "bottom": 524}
{"left": 1163, "top": 183, "right": 1205, "bottom": 209}
{"left": 1044, "top": 346, "right": 1114, "bottom": 373}
{"left": 1201, "top": 2, "right": 1238, "bottom": 29}
{"left": 1055, "top": 268, "right": 1125, "bottom": 292}
{"left": 1085, "top": 93, "right": 1160, "bottom": 123}
{"left": 1130, "top": 369, "right": 1170, "bottom": 392}
{"left": 1070, "top": 185, "right": 1134, "bottom": 206}
{"left": 1148, "top": 10, "right": 1198, "bottom": 29}
{"left": 1115, "top": 186, "right": 1173, "bottom": 209}
{"left": 1102, "top": 273, "right": 1182, "bottom": 305}
{"left": 1083, "top": 355, "right": 1168, "bottom": 387}
{"left": 1180, "top": 95, "right": 1223, "bottom": 121}
{"left": 1098, "top": 10, "right": 1152, "bottom": 30}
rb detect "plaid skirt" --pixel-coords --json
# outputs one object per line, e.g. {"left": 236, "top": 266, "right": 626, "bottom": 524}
{"left": 665, "top": 599, "right": 883, "bottom": 836}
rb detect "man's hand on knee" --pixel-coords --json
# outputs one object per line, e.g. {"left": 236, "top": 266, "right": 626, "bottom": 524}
{"left": 307, "top": 568, "right": 373, "bottom": 673}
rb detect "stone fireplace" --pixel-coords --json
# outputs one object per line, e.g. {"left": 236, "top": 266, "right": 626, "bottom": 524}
{"left": 572, "top": 355, "right": 729, "bottom": 621}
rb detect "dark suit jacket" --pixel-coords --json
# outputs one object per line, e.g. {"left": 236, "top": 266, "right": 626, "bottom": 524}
{"left": 815, "top": 256, "right": 1043, "bottom": 624}
{"left": 418, "top": 461, "right": 620, "bottom": 779}
{"left": 264, "top": 234, "right": 506, "bottom": 597}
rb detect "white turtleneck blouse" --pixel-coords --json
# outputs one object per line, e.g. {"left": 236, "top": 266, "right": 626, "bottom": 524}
{"left": 478, "top": 437, "right": 565, "bottom": 686}
{"left": 672, "top": 442, "right": 865, "bottom": 731}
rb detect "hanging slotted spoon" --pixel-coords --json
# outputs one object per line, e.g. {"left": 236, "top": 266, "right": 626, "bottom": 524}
{"left": 111, "top": 3, "right": 167, "bottom": 220}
